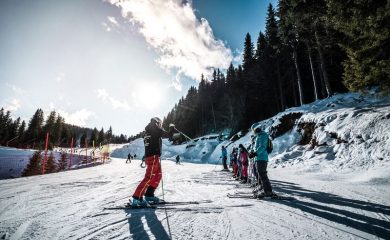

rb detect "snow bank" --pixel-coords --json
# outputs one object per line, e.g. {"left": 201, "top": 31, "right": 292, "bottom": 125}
{"left": 269, "top": 92, "right": 390, "bottom": 173}
{"left": 111, "top": 92, "right": 390, "bottom": 173}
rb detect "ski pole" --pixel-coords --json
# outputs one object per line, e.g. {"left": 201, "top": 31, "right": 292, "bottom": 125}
{"left": 159, "top": 157, "right": 173, "bottom": 239}
{"left": 173, "top": 127, "right": 194, "bottom": 142}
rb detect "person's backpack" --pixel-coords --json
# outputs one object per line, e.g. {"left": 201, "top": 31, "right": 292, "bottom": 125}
{"left": 266, "top": 138, "right": 273, "bottom": 154}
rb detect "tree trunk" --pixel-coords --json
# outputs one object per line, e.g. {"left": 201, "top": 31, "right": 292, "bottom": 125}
{"left": 317, "top": 55, "right": 327, "bottom": 98}
{"left": 314, "top": 25, "right": 332, "bottom": 97}
{"left": 276, "top": 61, "right": 285, "bottom": 110}
{"left": 293, "top": 48, "right": 304, "bottom": 105}
{"left": 292, "top": 75, "right": 298, "bottom": 107}
{"left": 306, "top": 42, "right": 319, "bottom": 101}
{"left": 211, "top": 101, "right": 217, "bottom": 132}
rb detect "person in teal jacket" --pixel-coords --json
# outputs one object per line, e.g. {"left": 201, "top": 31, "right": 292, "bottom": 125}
{"left": 252, "top": 124, "right": 275, "bottom": 197}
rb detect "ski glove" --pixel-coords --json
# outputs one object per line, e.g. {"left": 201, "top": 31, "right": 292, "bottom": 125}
{"left": 249, "top": 151, "right": 257, "bottom": 159}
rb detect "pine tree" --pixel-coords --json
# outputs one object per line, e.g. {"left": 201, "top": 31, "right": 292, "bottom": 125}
{"left": 90, "top": 128, "right": 98, "bottom": 146}
{"left": 53, "top": 115, "right": 64, "bottom": 146}
{"left": 7, "top": 117, "right": 20, "bottom": 146}
{"left": 18, "top": 120, "right": 26, "bottom": 145}
{"left": 57, "top": 151, "right": 68, "bottom": 171}
{"left": 25, "top": 109, "right": 44, "bottom": 148}
{"left": 243, "top": 33, "right": 255, "bottom": 75}
{"left": 327, "top": 0, "right": 390, "bottom": 92}
{"left": 22, "top": 151, "right": 42, "bottom": 176}
{"left": 44, "top": 152, "right": 57, "bottom": 174}
{"left": 106, "top": 126, "right": 113, "bottom": 143}
{"left": 98, "top": 128, "right": 105, "bottom": 145}
{"left": 0, "top": 110, "right": 12, "bottom": 144}
{"left": 80, "top": 131, "right": 87, "bottom": 148}
{"left": 43, "top": 111, "right": 56, "bottom": 149}
{"left": 0, "top": 108, "right": 5, "bottom": 142}
{"left": 61, "top": 125, "right": 71, "bottom": 147}
{"left": 278, "top": 0, "right": 304, "bottom": 105}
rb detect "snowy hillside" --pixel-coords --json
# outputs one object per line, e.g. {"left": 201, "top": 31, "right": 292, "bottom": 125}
{"left": 113, "top": 92, "right": 390, "bottom": 174}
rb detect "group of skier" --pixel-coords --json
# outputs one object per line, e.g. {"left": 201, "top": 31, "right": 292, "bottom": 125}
{"left": 128, "top": 117, "right": 276, "bottom": 208}
{"left": 229, "top": 144, "right": 249, "bottom": 183}
{"left": 222, "top": 123, "right": 276, "bottom": 198}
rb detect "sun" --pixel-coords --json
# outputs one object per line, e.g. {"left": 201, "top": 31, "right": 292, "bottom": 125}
{"left": 135, "top": 83, "right": 163, "bottom": 109}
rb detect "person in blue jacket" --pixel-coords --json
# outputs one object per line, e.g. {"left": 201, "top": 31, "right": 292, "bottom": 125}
{"left": 252, "top": 124, "right": 275, "bottom": 198}
{"left": 221, "top": 145, "right": 228, "bottom": 170}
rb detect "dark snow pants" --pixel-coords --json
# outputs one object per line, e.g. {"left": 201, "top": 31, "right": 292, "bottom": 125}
{"left": 222, "top": 156, "right": 228, "bottom": 170}
{"left": 255, "top": 161, "right": 273, "bottom": 194}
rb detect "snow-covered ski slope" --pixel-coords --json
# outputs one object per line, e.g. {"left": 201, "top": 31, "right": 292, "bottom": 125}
{"left": 1, "top": 91, "right": 389, "bottom": 239}
{"left": 0, "top": 158, "right": 389, "bottom": 240}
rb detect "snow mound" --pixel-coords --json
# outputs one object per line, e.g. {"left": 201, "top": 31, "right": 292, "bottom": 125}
{"left": 112, "top": 92, "right": 390, "bottom": 173}
{"left": 111, "top": 138, "right": 145, "bottom": 159}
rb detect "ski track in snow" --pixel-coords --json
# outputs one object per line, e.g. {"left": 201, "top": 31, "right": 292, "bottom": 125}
{"left": 0, "top": 158, "right": 389, "bottom": 240}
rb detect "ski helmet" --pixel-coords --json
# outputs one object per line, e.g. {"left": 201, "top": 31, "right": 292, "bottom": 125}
{"left": 151, "top": 117, "right": 162, "bottom": 127}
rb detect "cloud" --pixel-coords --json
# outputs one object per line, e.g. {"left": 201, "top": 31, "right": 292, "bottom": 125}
{"left": 102, "top": 16, "right": 120, "bottom": 32}
{"left": 97, "top": 88, "right": 109, "bottom": 101}
{"left": 6, "top": 83, "right": 25, "bottom": 95}
{"left": 108, "top": 0, "right": 233, "bottom": 89}
{"left": 107, "top": 16, "right": 119, "bottom": 26}
{"left": 57, "top": 109, "right": 93, "bottom": 126}
{"left": 96, "top": 88, "right": 130, "bottom": 111}
{"left": 101, "top": 22, "right": 112, "bottom": 32}
{"left": 232, "top": 49, "right": 243, "bottom": 67}
{"left": 55, "top": 73, "right": 65, "bottom": 82}
{"left": 109, "top": 97, "right": 130, "bottom": 110}
{"left": 3, "top": 98, "right": 21, "bottom": 112}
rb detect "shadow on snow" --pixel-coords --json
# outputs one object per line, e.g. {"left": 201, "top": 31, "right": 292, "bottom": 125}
{"left": 269, "top": 179, "right": 390, "bottom": 239}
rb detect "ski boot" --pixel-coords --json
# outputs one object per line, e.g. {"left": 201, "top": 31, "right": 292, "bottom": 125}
{"left": 256, "top": 191, "right": 278, "bottom": 199}
{"left": 129, "top": 197, "right": 150, "bottom": 208}
{"left": 145, "top": 196, "right": 164, "bottom": 205}
{"left": 252, "top": 185, "right": 263, "bottom": 193}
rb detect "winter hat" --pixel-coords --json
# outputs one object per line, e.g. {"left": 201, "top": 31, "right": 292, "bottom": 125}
{"left": 251, "top": 122, "right": 263, "bottom": 133}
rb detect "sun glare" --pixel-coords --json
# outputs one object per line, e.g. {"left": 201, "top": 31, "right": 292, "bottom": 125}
{"left": 135, "top": 83, "right": 163, "bottom": 109}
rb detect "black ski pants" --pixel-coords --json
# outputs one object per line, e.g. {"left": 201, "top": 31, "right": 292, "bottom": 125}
{"left": 255, "top": 161, "right": 272, "bottom": 194}
{"left": 222, "top": 156, "right": 228, "bottom": 170}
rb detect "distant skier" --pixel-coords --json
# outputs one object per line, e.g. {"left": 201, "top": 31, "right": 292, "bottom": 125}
{"left": 126, "top": 153, "right": 132, "bottom": 163}
{"left": 238, "top": 144, "right": 249, "bottom": 183}
{"left": 140, "top": 155, "right": 145, "bottom": 168}
{"left": 231, "top": 147, "right": 238, "bottom": 178}
{"left": 252, "top": 124, "right": 276, "bottom": 198}
{"left": 131, "top": 117, "right": 174, "bottom": 207}
{"left": 221, "top": 145, "right": 228, "bottom": 170}
{"left": 176, "top": 155, "right": 180, "bottom": 164}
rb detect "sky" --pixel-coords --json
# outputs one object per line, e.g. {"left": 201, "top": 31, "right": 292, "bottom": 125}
{"left": 0, "top": 0, "right": 277, "bottom": 136}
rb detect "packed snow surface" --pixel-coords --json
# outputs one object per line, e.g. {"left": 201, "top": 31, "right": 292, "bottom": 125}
{"left": 0, "top": 158, "right": 389, "bottom": 240}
